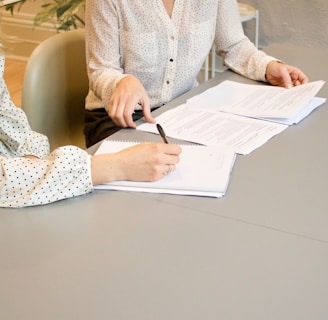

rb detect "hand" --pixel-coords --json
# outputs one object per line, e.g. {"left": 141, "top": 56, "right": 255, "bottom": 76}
{"left": 265, "top": 61, "right": 309, "bottom": 88}
{"left": 107, "top": 75, "right": 156, "bottom": 128}
{"left": 91, "top": 143, "right": 182, "bottom": 185}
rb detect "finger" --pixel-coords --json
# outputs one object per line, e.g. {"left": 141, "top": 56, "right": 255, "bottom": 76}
{"left": 161, "top": 144, "right": 182, "bottom": 157}
{"left": 161, "top": 163, "right": 169, "bottom": 176}
{"left": 162, "top": 164, "right": 176, "bottom": 176}
{"left": 110, "top": 101, "right": 128, "bottom": 127}
{"left": 296, "top": 72, "right": 309, "bottom": 84}
{"left": 141, "top": 97, "right": 156, "bottom": 124}
{"left": 108, "top": 95, "right": 126, "bottom": 127}
{"left": 281, "top": 66, "right": 293, "bottom": 89}
{"left": 110, "top": 96, "right": 137, "bottom": 127}
{"left": 162, "top": 155, "right": 180, "bottom": 166}
{"left": 107, "top": 98, "right": 118, "bottom": 122}
{"left": 168, "top": 164, "right": 176, "bottom": 173}
{"left": 123, "top": 104, "right": 138, "bottom": 128}
{"left": 289, "top": 67, "right": 309, "bottom": 85}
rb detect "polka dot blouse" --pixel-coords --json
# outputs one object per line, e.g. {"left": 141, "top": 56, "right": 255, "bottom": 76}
{"left": 85, "top": 0, "right": 275, "bottom": 112}
{"left": 0, "top": 56, "right": 93, "bottom": 208}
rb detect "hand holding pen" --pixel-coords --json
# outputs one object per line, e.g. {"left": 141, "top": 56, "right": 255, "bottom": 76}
{"left": 156, "top": 123, "right": 182, "bottom": 175}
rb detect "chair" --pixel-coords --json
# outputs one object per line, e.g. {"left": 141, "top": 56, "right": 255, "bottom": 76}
{"left": 21, "top": 29, "right": 88, "bottom": 150}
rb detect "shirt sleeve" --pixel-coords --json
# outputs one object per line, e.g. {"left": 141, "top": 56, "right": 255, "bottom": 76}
{"left": 85, "top": 0, "right": 127, "bottom": 111}
{"left": 0, "top": 104, "right": 50, "bottom": 158}
{"left": 214, "top": 0, "right": 276, "bottom": 82}
{"left": 0, "top": 55, "right": 50, "bottom": 159}
{"left": 0, "top": 146, "right": 93, "bottom": 208}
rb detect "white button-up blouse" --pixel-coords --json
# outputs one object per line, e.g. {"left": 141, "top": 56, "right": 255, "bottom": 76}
{"left": 85, "top": 0, "right": 275, "bottom": 111}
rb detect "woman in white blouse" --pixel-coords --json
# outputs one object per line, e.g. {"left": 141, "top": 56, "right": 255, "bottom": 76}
{"left": 0, "top": 53, "right": 181, "bottom": 208}
{"left": 84, "top": 0, "right": 309, "bottom": 147}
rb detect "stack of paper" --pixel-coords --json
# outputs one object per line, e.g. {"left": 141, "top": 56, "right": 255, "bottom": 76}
{"left": 94, "top": 140, "right": 236, "bottom": 198}
{"left": 187, "top": 80, "right": 326, "bottom": 125}
{"left": 138, "top": 80, "right": 326, "bottom": 154}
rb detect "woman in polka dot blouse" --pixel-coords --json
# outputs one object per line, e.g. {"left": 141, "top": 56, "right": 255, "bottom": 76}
{"left": 0, "top": 56, "right": 181, "bottom": 208}
{"left": 84, "top": 0, "right": 309, "bottom": 148}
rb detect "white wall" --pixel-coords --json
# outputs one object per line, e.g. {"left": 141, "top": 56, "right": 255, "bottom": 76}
{"left": 242, "top": 0, "right": 328, "bottom": 49}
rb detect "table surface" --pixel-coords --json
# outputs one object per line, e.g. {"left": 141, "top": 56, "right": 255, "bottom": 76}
{"left": 1, "top": 44, "right": 328, "bottom": 320}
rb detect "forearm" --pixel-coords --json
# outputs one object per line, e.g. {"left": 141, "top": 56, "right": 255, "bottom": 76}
{"left": 0, "top": 147, "right": 93, "bottom": 208}
{"left": 223, "top": 39, "right": 276, "bottom": 82}
{"left": 91, "top": 153, "right": 122, "bottom": 185}
{"left": 85, "top": 0, "right": 125, "bottom": 109}
{"left": 215, "top": 0, "right": 276, "bottom": 82}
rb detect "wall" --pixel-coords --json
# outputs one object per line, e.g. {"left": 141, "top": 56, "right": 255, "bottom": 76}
{"left": 1, "top": 0, "right": 327, "bottom": 60}
{"left": 243, "top": 0, "right": 328, "bottom": 49}
{"left": 0, "top": 1, "right": 57, "bottom": 60}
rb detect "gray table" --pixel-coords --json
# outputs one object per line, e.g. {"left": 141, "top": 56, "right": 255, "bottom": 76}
{"left": 1, "top": 45, "right": 328, "bottom": 320}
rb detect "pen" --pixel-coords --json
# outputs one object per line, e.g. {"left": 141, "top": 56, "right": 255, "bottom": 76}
{"left": 156, "top": 123, "right": 169, "bottom": 144}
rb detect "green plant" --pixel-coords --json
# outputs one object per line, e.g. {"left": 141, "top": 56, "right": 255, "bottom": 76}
{"left": 6, "top": 0, "right": 85, "bottom": 31}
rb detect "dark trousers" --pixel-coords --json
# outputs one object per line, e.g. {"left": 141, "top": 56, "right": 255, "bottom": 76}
{"left": 84, "top": 108, "right": 144, "bottom": 148}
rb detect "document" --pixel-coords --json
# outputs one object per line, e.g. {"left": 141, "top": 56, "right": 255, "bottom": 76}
{"left": 138, "top": 80, "right": 325, "bottom": 154}
{"left": 186, "top": 80, "right": 325, "bottom": 122}
{"left": 138, "top": 105, "right": 287, "bottom": 155}
{"left": 94, "top": 140, "right": 236, "bottom": 198}
{"left": 258, "top": 97, "right": 326, "bottom": 125}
